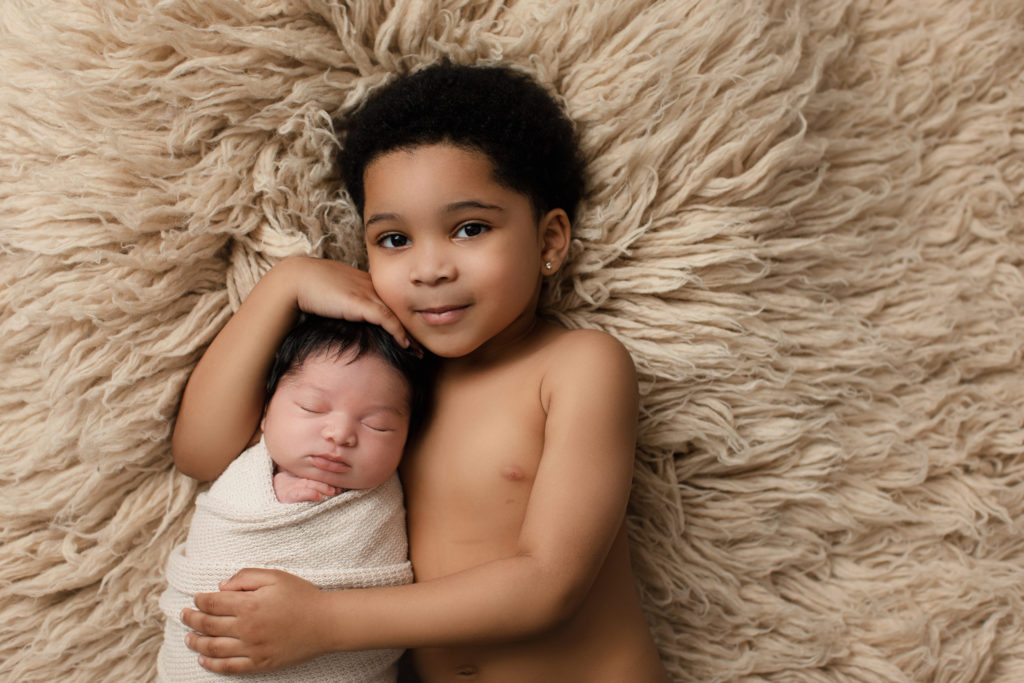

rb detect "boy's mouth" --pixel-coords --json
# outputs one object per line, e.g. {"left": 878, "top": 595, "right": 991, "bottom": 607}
{"left": 416, "top": 304, "right": 469, "bottom": 325}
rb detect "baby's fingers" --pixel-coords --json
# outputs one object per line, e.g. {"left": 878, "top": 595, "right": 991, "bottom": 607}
{"left": 296, "top": 480, "right": 338, "bottom": 502}
{"left": 299, "top": 478, "right": 336, "bottom": 494}
{"left": 308, "top": 481, "right": 339, "bottom": 498}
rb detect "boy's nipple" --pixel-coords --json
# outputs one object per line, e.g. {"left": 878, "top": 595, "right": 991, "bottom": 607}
{"left": 500, "top": 465, "right": 526, "bottom": 482}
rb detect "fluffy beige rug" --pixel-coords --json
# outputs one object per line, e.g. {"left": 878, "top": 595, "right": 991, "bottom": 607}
{"left": 2, "top": 1, "right": 1022, "bottom": 680}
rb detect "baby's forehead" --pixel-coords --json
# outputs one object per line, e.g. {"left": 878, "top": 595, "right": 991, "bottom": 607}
{"left": 285, "top": 349, "right": 411, "bottom": 396}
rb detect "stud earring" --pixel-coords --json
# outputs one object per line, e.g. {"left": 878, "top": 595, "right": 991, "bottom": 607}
{"left": 545, "top": 262, "right": 553, "bottom": 270}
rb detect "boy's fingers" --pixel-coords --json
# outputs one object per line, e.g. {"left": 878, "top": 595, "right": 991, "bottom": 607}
{"left": 364, "top": 301, "right": 410, "bottom": 348}
{"left": 294, "top": 258, "right": 412, "bottom": 348}
{"left": 198, "top": 654, "right": 256, "bottom": 675}
{"left": 192, "top": 588, "right": 252, "bottom": 615}
{"left": 181, "top": 607, "right": 236, "bottom": 637}
{"left": 186, "top": 632, "right": 241, "bottom": 657}
{"left": 221, "top": 567, "right": 283, "bottom": 591}
{"left": 186, "top": 633, "right": 253, "bottom": 671}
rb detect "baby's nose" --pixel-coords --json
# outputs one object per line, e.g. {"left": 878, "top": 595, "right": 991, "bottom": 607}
{"left": 324, "top": 420, "right": 357, "bottom": 446}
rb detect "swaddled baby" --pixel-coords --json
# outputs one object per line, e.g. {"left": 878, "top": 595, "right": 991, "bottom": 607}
{"left": 159, "top": 315, "right": 429, "bottom": 682}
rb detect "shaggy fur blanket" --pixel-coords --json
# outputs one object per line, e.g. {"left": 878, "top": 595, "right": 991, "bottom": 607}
{"left": 1, "top": 1, "right": 1022, "bottom": 681}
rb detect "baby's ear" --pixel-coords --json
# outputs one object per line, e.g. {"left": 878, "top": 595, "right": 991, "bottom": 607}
{"left": 539, "top": 208, "right": 571, "bottom": 274}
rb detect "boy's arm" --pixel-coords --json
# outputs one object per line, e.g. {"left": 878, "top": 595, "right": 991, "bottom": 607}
{"left": 172, "top": 256, "right": 409, "bottom": 481}
{"left": 183, "top": 330, "right": 638, "bottom": 671}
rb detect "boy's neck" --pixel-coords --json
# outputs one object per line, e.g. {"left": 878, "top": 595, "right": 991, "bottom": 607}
{"left": 446, "top": 311, "right": 551, "bottom": 370}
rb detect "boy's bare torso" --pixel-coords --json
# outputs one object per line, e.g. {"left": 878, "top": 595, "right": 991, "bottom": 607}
{"left": 401, "top": 324, "right": 667, "bottom": 682}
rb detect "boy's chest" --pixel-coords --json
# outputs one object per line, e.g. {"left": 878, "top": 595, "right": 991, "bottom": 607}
{"left": 400, "top": 364, "right": 548, "bottom": 574}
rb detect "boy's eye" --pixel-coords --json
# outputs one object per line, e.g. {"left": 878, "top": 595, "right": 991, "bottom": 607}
{"left": 377, "top": 233, "right": 409, "bottom": 249}
{"left": 297, "top": 403, "right": 324, "bottom": 414}
{"left": 454, "top": 222, "right": 490, "bottom": 239}
{"left": 362, "top": 421, "right": 393, "bottom": 433}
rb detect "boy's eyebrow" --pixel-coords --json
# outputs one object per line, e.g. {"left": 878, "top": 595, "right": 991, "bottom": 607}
{"left": 443, "top": 199, "right": 504, "bottom": 214}
{"left": 364, "top": 200, "right": 505, "bottom": 230}
{"left": 363, "top": 212, "right": 398, "bottom": 230}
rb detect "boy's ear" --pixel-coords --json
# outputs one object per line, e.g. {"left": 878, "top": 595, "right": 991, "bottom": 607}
{"left": 538, "top": 208, "right": 571, "bottom": 274}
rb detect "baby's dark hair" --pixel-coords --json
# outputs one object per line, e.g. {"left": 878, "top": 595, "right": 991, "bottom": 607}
{"left": 266, "top": 315, "right": 430, "bottom": 429}
{"left": 338, "top": 61, "right": 586, "bottom": 223}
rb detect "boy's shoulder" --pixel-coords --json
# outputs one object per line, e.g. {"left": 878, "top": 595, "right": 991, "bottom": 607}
{"left": 540, "top": 325, "right": 636, "bottom": 388}
{"left": 545, "top": 325, "right": 628, "bottom": 353}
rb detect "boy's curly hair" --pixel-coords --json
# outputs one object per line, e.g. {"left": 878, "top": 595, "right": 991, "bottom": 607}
{"left": 338, "top": 62, "right": 586, "bottom": 224}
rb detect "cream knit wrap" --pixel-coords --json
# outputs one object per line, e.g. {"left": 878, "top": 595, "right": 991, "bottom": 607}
{"left": 157, "top": 441, "right": 412, "bottom": 682}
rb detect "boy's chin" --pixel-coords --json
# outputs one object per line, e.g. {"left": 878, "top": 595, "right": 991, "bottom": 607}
{"left": 416, "top": 337, "right": 484, "bottom": 359}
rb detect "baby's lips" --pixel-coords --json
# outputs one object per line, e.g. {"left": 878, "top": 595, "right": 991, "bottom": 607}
{"left": 310, "top": 454, "right": 351, "bottom": 473}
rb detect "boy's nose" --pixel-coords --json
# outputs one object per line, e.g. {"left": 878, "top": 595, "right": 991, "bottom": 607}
{"left": 410, "top": 246, "right": 456, "bottom": 285}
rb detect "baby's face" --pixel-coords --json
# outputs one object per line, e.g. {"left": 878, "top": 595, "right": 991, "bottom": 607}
{"left": 261, "top": 350, "right": 410, "bottom": 491}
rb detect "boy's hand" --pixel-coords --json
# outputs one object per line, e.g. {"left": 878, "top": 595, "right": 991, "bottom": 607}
{"left": 172, "top": 256, "right": 412, "bottom": 482}
{"left": 273, "top": 470, "right": 339, "bottom": 503}
{"left": 283, "top": 256, "right": 412, "bottom": 350}
{"left": 181, "top": 569, "right": 330, "bottom": 674}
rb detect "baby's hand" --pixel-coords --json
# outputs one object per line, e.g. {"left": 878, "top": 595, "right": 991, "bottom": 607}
{"left": 273, "top": 470, "right": 339, "bottom": 503}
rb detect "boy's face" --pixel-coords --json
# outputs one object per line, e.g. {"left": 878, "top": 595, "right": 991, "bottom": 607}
{"left": 261, "top": 350, "right": 409, "bottom": 491}
{"left": 362, "top": 144, "right": 554, "bottom": 359}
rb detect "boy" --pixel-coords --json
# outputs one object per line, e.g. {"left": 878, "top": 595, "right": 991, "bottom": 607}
{"left": 174, "top": 63, "right": 668, "bottom": 681}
